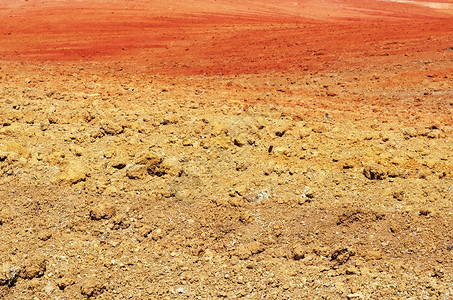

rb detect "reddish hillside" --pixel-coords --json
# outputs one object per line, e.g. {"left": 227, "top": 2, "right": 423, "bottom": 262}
{"left": 1, "top": 0, "right": 452, "bottom": 75}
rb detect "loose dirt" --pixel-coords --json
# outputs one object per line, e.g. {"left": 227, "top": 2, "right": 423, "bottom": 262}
{"left": 0, "top": 0, "right": 452, "bottom": 299}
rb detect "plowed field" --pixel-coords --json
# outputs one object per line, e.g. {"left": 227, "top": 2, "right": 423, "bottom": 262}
{"left": 1, "top": 0, "right": 452, "bottom": 298}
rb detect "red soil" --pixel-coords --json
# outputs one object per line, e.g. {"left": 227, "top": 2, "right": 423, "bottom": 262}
{"left": 1, "top": 0, "right": 452, "bottom": 75}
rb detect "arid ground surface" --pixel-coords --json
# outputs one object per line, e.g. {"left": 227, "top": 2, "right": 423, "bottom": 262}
{"left": 0, "top": 0, "right": 453, "bottom": 298}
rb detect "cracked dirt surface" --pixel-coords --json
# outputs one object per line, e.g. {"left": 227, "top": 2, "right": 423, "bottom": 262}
{"left": 0, "top": 0, "right": 453, "bottom": 299}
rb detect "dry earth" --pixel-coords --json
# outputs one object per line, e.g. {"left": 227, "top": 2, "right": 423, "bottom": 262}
{"left": 0, "top": 0, "right": 453, "bottom": 299}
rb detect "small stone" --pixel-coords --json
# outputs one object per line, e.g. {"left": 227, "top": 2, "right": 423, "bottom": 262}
{"left": 301, "top": 186, "right": 315, "bottom": 199}
{"left": 299, "top": 128, "right": 311, "bottom": 138}
{"left": 20, "top": 258, "right": 46, "bottom": 279}
{"left": 342, "top": 161, "right": 354, "bottom": 169}
{"left": 311, "top": 124, "right": 326, "bottom": 133}
{"left": 69, "top": 144, "right": 84, "bottom": 156}
{"left": 203, "top": 249, "right": 216, "bottom": 260}
{"left": 134, "top": 152, "right": 163, "bottom": 175}
{"left": 57, "top": 162, "right": 87, "bottom": 184}
{"left": 292, "top": 244, "right": 305, "bottom": 260}
{"left": 392, "top": 191, "right": 405, "bottom": 201}
{"left": 0, "top": 263, "right": 21, "bottom": 286}
{"left": 247, "top": 241, "right": 265, "bottom": 255}
{"left": 210, "top": 123, "right": 228, "bottom": 137}
{"left": 126, "top": 164, "right": 148, "bottom": 179}
{"left": 423, "top": 159, "right": 437, "bottom": 169}
{"left": 345, "top": 266, "right": 360, "bottom": 275}
{"left": 0, "top": 123, "right": 25, "bottom": 137}
{"left": 182, "top": 138, "right": 193, "bottom": 146}
{"left": 427, "top": 130, "right": 441, "bottom": 139}
{"left": 213, "top": 135, "right": 231, "bottom": 149}
{"left": 432, "top": 268, "right": 444, "bottom": 278}
{"left": 138, "top": 225, "right": 153, "bottom": 238}
{"left": 387, "top": 167, "right": 405, "bottom": 178}
{"left": 109, "top": 151, "right": 129, "bottom": 169}
{"left": 100, "top": 119, "right": 123, "bottom": 135}
{"left": 152, "top": 228, "right": 164, "bottom": 240}
{"left": 103, "top": 186, "right": 119, "bottom": 196}
{"left": 111, "top": 213, "right": 130, "bottom": 229}
{"left": 233, "top": 134, "right": 247, "bottom": 147}
{"left": 403, "top": 127, "right": 417, "bottom": 138}
{"left": 363, "top": 164, "right": 387, "bottom": 180}
{"left": 363, "top": 250, "right": 382, "bottom": 261}
{"left": 331, "top": 248, "right": 355, "bottom": 265}
{"left": 80, "top": 278, "right": 105, "bottom": 297}
{"left": 161, "top": 114, "right": 179, "bottom": 125}
{"left": 313, "top": 246, "right": 331, "bottom": 257}
{"left": 134, "top": 152, "right": 161, "bottom": 167}
{"left": 235, "top": 245, "right": 252, "bottom": 260}
{"left": 419, "top": 209, "right": 431, "bottom": 216}
{"left": 160, "top": 158, "right": 182, "bottom": 176}
{"left": 0, "top": 151, "right": 16, "bottom": 165}
{"left": 38, "top": 230, "right": 52, "bottom": 241}
{"left": 273, "top": 147, "right": 292, "bottom": 157}
{"left": 90, "top": 128, "right": 105, "bottom": 139}
{"left": 46, "top": 151, "right": 66, "bottom": 165}
{"left": 56, "top": 277, "right": 75, "bottom": 290}
{"left": 47, "top": 115, "right": 59, "bottom": 125}
{"left": 418, "top": 147, "right": 430, "bottom": 156}
{"left": 90, "top": 201, "right": 116, "bottom": 220}
{"left": 238, "top": 212, "right": 254, "bottom": 224}
{"left": 43, "top": 283, "right": 55, "bottom": 295}
{"left": 363, "top": 134, "right": 374, "bottom": 140}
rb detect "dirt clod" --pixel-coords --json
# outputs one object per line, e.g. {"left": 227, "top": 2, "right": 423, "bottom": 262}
{"left": 100, "top": 119, "right": 123, "bottom": 135}
{"left": 80, "top": 278, "right": 105, "bottom": 298}
{"left": 20, "top": 258, "right": 46, "bottom": 280}
{"left": 0, "top": 263, "right": 21, "bottom": 287}
{"left": 292, "top": 244, "right": 306, "bottom": 260}
{"left": 363, "top": 164, "right": 387, "bottom": 180}
{"left": 90, "top": 201, "right": 116, "bottom": 220}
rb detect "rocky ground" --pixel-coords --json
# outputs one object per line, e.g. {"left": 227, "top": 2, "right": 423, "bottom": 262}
{"left": 1, "top": 0, "right": 453, "bottom": 299}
